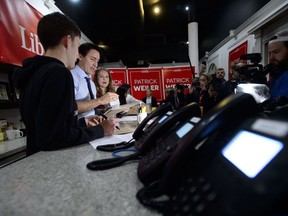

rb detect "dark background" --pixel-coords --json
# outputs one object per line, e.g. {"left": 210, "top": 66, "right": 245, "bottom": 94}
{"left": 54, "top": 0, "right": 270, "bottom": 67}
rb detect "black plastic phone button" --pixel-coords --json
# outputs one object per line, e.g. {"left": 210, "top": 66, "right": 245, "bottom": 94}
{"left": 206, "top": 192, "right": 217, "bottom": 201}
{"left": 202, "top": 183, "right": 211, "bottom": 192}
{"left": 192, "top": 194, "right": 200, "bottom": 202}
{"left": 195, "top": 203, "right": 205, "bottom": 213}
{"left": 189, "top": 186, "right": 197, "bottom": 194}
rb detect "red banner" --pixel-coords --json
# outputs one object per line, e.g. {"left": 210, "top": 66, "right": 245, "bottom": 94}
{"left": 162, "top": 66, "right": 194, "bottom": 92}
{"left": 127, "top": 67, "right": 163, "bottom": 101}
{"left": 108, "top": 68, "right": 128, "bottom": 87}
{"left": 228, "top": 41, "right": 248, "bottom": 79}
{"left": 0, "top": 0, "right": 43, "bottom": 66}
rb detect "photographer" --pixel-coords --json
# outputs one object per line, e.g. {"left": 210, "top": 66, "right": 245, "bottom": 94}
{"left": 208, "top": 68, "right": 232, "bottom": 105}
{"left": 267, "top": 30, "right": 288, "bottom": 100}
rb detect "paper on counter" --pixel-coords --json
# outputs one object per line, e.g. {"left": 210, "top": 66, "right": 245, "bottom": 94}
{"left": 89, "top": 133, "right": 133, "bottom": 149}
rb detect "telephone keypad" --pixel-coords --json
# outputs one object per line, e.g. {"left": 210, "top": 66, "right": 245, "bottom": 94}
{"left": 170, "top": 176, "right": 217, "bottom": 215}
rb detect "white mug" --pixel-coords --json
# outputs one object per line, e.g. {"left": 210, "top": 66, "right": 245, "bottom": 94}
{"left": 6, "top": 129, "right": 23, "bottom": 140}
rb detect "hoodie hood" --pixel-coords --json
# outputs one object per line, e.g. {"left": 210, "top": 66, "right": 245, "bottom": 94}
{"left": 13, "top": 55, "right": 64, "bottom": 90}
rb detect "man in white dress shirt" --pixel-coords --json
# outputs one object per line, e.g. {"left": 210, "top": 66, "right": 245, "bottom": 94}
{"left": 71, "top": 43, "right": 118, "bottom": 118}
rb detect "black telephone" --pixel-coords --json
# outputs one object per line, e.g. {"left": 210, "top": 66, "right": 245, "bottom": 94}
{"left": 137, "top": 115, "right": 201, "bottom": 185}
{"left": 87, "top": 102, "right": 174, "bottom": 170}
{"left": 96, "top": 102, "right": 174, "bottom": 152}
{"left": 133, "top": 102, "right": 174, "bottom": 141}
{"left": 134, "top": 102, "right": 201, "bottom": 153}
{"left": 87, "top": 102, "right": 200, "bottom": 171}
{"left": 137, "top": 93, "right": 259, "bottom": 186}
{"left": 137, "top": 93, "right": 284, "bottom": 215}
{"left": 161, "top": 109, "right": 288, "bottom": 216}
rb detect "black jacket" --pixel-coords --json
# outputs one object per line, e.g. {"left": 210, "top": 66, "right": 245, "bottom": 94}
{"left": 13, "top": 55, "right": 104, "bottom": 156}
{"left": 141, "top": 96, "right": 158, "bottom": 107}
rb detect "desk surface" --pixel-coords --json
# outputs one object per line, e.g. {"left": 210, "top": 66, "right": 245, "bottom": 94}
{"left": 0, "top": 143, "right": 160, "bottom": 216}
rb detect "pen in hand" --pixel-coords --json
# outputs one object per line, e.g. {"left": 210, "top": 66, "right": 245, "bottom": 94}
{"left": 100, "top": 113, "right": 120, "bottom": 130}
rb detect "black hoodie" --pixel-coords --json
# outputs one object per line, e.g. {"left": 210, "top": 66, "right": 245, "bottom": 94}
{"left": 13, "top": 55, "right": 104, "bottom": 156}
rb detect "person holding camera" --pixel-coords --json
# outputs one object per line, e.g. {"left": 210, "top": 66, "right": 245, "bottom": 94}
{"left": 208, "top": 68, "right": 232, "bottom": 105}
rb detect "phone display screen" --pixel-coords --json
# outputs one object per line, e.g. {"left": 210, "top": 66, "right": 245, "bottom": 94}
{"left": 222, "top": 130, "right": 283, "bottom": 178}
{"left": 158, "top": 112, "right": 172, "bottom": 124}
{"left": 176, "top": 122, "right": 194, "bottom": 138}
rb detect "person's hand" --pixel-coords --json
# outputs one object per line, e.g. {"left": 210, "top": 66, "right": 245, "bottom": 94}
{"left": 99, "top": 92, "right": 119, "bottom": 105}
{"left": 85, "top": 115, "right": 104, "bottom": 127}
{"left": 208, "top": 85, "right": 218, "bottom": 99}
{"left": 189, "top": 86, "right": 194, "bottom": 94}
{"left": 200, "top": 81, "right": 206, "bottom": 90}
{"left": 100, "top": 118, "right": 120, "bottom": 136}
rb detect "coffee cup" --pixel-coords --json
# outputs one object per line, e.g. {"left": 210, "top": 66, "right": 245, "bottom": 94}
{"left": 6, "top": 129, "right": 24, "bottom": 140}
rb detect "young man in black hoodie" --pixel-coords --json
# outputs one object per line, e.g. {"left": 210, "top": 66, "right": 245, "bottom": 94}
{"left": 13, "top": 12, "right": 119, "bottom": 156}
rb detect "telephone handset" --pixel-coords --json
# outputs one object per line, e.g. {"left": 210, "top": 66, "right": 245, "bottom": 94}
{"left": 137, "top": 115, "right": 201, "bottom": 185}
{"left": 87, "top": 103, "right": 174, "bottom": 170}
{"left": 134, "top": 102, "right": 202, "bottom": 153}
{"left": 87, "top": 102, "right": 200, "bottom": 171}
{"left": 133, "top": 102, "right": 174, "bottom": 141}
{"left": 162, "top": 111, "right": 288, "bottom": 216}
{"left": 96, "top": 102, "right": 174, "bottom": 152}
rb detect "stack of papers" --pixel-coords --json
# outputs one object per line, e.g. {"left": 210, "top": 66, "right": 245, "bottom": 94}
{"left": 89, "top": 133, "right": 133, "bottom": 149}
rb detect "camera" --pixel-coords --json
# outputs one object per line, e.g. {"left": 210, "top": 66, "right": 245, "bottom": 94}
{"left": 236, "top": 53, "right": 268, "bottom": 84}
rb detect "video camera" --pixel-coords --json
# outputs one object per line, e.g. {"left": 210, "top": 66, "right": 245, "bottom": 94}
{"left": 236, "top": 53, "right": 269, "bottom": 84}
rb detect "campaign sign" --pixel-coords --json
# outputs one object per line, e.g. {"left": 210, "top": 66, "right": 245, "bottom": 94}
{"left": 228, "top": 40, "right": 248, "bottom": 80}
{"left": 109, "top": 68, "right": 128, "bottom": 87}
{"left": 0, "top": 0, "right": 43, "bottom": 66}
{"left": 127, "top": 67, "right": 163, "bottom": 101}
{"left": 162, "top": 66, "right": 194, "bottom": 92}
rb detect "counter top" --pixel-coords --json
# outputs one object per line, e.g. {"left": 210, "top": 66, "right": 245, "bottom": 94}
{"left": 0, "top": 143, "right": 160, "bottom": 216}
{"left": 0, "top": 136, "right": 26, "bottom": 159}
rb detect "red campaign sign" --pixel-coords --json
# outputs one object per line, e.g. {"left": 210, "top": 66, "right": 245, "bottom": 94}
{"left": 127, "top": 67, "right": 163, "bottom": 101}
{"left": 228, "top": 40, "right": 248, "bottom": 79}
{"left": 0, "top": 0, "right": 44, "bottom": 66}
{"left": 162, "top": 66, "right": 194, "bottom": 93}
{"left": 108, "top": 68, "right": 128, "bottom": 87}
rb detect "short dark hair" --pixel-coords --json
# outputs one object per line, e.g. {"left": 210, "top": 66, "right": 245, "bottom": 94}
{"left": 78, "top": 43, "right": 101, "bottom": 57}
{"left": 37, "top": 12, "right": 81, "bottom": 51}
{"left": 74, "top": 43, "right": 102, "bottom": 65}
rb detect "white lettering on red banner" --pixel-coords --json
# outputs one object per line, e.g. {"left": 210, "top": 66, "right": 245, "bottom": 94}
{"left": 166, "top": 78, "right": 190, "bottom": 83}
{"left": 19, "top": 25, "right": 44, "bottom": 55}
{"left": 133, "top": 85, "right": 159, "bottom": 91}
{"left": 134, "top": 79, "right": 158, "bottom": 85}
{"left": 112, "top": 80, "right": 123, "bottom": 86}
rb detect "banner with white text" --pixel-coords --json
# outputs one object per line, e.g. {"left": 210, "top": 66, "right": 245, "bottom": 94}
{"left": 127, "top": 67, "right": 163, "bottom": 101}
{"left": 0, "top": 0, "right": 43, "bottom": 66}
{"left": 162, "top": 66, "right": 194, "bottom": 93}
{"left": 108, "top": 68, "right": 128, "bottom": 88}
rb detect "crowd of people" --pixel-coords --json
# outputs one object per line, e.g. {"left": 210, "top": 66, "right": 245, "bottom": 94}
{"left": 163, "top": 30, "right": 288, "bottom": 115}
{"left": 11, "top": 11, "right": 288, "bottom": 156}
